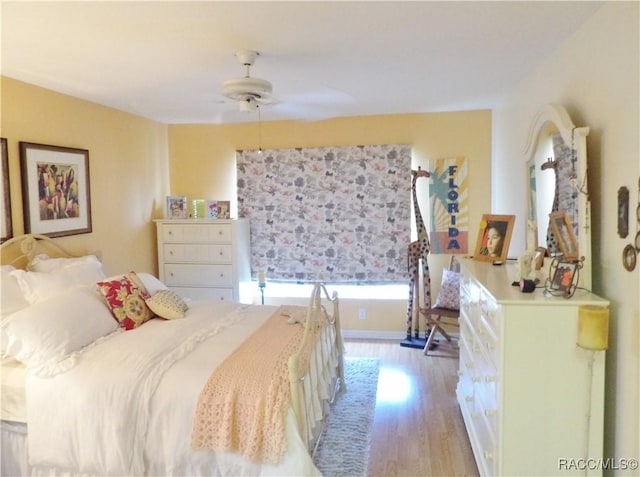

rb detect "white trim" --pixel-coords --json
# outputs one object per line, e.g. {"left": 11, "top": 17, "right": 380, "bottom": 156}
{"left": 341, "top": 329, "right": 406, "bottom": 340}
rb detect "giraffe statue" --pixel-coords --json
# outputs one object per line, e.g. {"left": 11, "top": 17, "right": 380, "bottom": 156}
{"left": 541, "top": 157, "right": 560, "bottom": 255}
{"left": 404, "top": 167, "right": 432, "bottom": 342}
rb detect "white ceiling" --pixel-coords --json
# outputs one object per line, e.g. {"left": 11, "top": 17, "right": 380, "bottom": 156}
{"left": 1, "top": 1, "right": 604, "bottom": 125}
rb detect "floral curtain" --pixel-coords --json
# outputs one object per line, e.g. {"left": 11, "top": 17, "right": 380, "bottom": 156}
{"left": 237, "top": 144, "right": 412, "bottom": 283}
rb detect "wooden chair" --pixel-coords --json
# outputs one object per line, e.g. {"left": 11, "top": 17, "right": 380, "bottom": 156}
{"left": 422, "top": 256, "right": 460, "bottom": 356}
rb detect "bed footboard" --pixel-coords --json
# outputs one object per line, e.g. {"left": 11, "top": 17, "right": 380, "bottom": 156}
{"left": 288, "top": 282, "right": 344, "bottom": 455}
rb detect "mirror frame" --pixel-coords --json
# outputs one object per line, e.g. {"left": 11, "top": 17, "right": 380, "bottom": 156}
{"left": 523, "top": 103, "right": 591, "bottom": 291}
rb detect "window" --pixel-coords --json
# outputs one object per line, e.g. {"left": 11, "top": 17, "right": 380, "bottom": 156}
{"left": 237, "top": 144, "right": 412, "bottom": 283}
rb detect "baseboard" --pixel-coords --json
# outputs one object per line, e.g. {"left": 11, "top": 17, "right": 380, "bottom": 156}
{"left": 341, "top": 329, "right": 406, "bottom": 340}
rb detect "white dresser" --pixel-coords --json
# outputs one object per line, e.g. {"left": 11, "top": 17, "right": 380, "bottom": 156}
{"left": 155, "top": 219, "right": 251, "bottom": 303}
{"left": 457, "top": 258, "right": 608, "bottom": 477}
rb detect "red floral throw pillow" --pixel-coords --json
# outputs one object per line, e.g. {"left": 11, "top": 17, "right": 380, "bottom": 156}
{"left": 97, "top": 272, "right": 154, "bottom": 330}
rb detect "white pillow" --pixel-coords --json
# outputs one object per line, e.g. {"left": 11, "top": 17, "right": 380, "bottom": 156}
{"left": 10, "top": 260, "right": 106, "bottom": 305}
{"left": 1, "top": 265, "right": 30, "bottom": 317}
{"left": 4, "top": 287, "right": 118, "bottom": 375}
{"left": 136, "top": 272, "right": 169, "bottom": 295}
{"left": 27, "top": 254, "right": 103, "bottom": 273}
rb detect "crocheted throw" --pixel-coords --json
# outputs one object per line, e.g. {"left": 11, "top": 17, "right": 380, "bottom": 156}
{"left": 191, "top": 305, "right": 316, "bottom": 463}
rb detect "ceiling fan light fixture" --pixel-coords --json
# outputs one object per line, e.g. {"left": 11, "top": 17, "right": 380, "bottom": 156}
{"left": 222, "top": 77, "right": 273, "bottom": 101}
{"left": 239, "top": 97, "right": 258, "bottom": 112}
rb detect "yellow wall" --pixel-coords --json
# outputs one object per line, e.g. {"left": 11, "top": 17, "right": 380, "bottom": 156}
{"left": 1, "top": 77, "right": 169, "bottom": 276}
{"left": 169, "top": 111, "right": 492, "bottom": 333}
{"left": 1, "top": 77, "right": 491, "bottom": 335}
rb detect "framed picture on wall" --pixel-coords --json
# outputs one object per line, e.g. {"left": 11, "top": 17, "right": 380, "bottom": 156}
{"left": 1, "top": 138, "right": 12, "bottom": 242}
{"left": 473, "top": 214, "right": 515, "bottom": 263}
{"left": 166, "top": 195, "right": 187, "bottom": 219}
{"left": 19, "top": 142, "right": 92, "bottom": 238}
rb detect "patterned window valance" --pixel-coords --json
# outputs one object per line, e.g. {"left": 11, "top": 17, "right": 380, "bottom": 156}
{"left": 237, "top": 144, "right": 412, "bottom": 283}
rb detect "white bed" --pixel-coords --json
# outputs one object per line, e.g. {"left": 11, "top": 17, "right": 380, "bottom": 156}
{"left": 0, "top": 234, "right": 344, "bottom": 476}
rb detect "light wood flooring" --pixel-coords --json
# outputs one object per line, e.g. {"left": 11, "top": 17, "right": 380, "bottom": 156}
{"left": 344, "top": 338, "right": 479, "bottom": 477}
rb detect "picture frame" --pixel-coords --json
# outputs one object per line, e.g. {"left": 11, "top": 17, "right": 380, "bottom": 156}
{"left": 19, "top": 142, "right": 91, "bottom": 238}
{"left": 217, "top": 200, "right": 230, "bottom": 219}
{"left": 166, "top": 195, "right": 187, "bottom": 219}
{"left": 550, "top": 259, "right": 579, "bottom": 294}
{"left": 622, "top": 244, "right": 636, "bottom": 272}
{"left": 474, "top": 214, "right": 515, "bottom": 263}
{"left": 549, "top": 211, "right": 579, "bottom": 260}
{"left": 1, "top": 138, "right": 12, "bottom": 242}
{"left": 205, "top": 200, "right": 218, "bottom": 219}
{"left": 617, "top": 186, "right": 629, "bottom": 238}
{"left": 534, "top": 246, "right": 547, "bottom": 270}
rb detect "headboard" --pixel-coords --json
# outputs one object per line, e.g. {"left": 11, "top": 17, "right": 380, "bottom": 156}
{"left": 1, "top": 234, "right": 85, "bottom": 270}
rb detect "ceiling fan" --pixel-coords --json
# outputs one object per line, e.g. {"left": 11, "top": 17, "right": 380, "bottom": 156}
{"left": 222, "top": 50, "right": 278, "bottom": 112}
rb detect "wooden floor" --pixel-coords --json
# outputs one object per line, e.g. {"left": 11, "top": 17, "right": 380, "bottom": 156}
{"left": 344, "top": 338, "right": 479, "bottom": 477}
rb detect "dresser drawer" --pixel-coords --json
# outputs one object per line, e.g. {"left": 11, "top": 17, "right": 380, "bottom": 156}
{"left": 168, "top": 286, "right": 233, "bottom": 302}
{"left": 162, "top": 223, "right": 232, "bottom": 243}
{"left": 163, "top": 264, "right": 233, "bottom": 287}
{"left": 163, "top": 243, "right": 232, "bottom": 263}
{"left": 479, "top": 290, "right": 501, "bottom": 338}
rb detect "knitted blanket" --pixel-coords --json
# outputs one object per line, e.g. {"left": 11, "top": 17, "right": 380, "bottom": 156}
{"left": 191, "top": 305, "right": 316, "bottom": 463}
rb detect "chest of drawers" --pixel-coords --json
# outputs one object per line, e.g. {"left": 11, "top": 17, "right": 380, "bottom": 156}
{"left": 457, "top": 258, "right": 608, "bottom": 476}
{"left": 155, "top": 219, "right": 250, "bottom": 303}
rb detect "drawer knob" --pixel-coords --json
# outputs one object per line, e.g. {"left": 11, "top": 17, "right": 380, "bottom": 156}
{"left": 472, "top": 376, "right": 481, "bottom": 383}
{"left": 218, "top": 230, "right": 223, "bottom": 235}
{"left": 219, "top": 273, "right": 225, "bottom": 278}
{"left": 465, "top": 395, "right": 474, "bottom": 403}
{"left": 168, "top": 231, "right": 173, "bottom": 235}
{"left": 484, "top": 409, "right": 496, "bottom": 417}
{"left": 485, "top": 375, "right": 496, "bottom": 383}
{"left": 484, "top": 451, "right": 494, "bottom": 461}
{"left": 169, "top": 251, "right": 174, "bottom": 255}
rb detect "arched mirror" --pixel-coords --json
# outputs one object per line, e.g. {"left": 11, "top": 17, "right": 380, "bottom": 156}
{"left": 523, "top": 103, "right": 592, "bottom": 290}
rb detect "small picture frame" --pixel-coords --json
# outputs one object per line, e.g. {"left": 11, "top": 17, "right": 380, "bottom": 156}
{"left": 474, "top": 214, "right": 515, "bottom": 263}
{"left": 618, "top": 186, "right": 629, "bottom": 238}
{"left": 550, "top": 260, "right": 579, "bottom": 295}
{"left": 534, "top": 247, "right": 547, "bottom": 270}
{"left": 622, "top": 244, "right": 637, "bottom": 272}
{"left": 550, "top": 211, "right": 579, "bottom": 260}
{"left": 166, "top": 195, "right": 187, "bottom": 219}
{"left": 217, "top": 200, "right": 230, "bottom": 219}
{"left": 205, "top": 200, "right": 218, "bottom": 219}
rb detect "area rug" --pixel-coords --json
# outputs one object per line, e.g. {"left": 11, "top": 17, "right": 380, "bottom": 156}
{"left": 313, "top": 357, "right": 380, "bottom": 477}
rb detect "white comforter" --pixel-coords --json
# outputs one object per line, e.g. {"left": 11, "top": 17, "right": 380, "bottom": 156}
{"left": 26, "top": 301, "right": 322, "bottom": 477}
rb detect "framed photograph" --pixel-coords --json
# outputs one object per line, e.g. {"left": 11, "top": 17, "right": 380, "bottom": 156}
{"left": 217, "top": 200, "right": 230, "bottom": 219}
{"left": 534, "top": 247, "right": 547, "bottom": 270}
{"left": 474, "top": 214, "right": 515, "bottom": 263}
{"left": 205, "top": 200, "right": 218, "bottom": 219}
{"left": 550, "top": 260, "right": 579, "bottom": 294}
{"left": 1, "top": 138, "right": 12, "bottom": 242}
{"left": 550, "top": 211, "right": 579, "bottom": 260}
{"left": 166, "top": 195, "right": 187, "bottom": 219}
{"left": 19, "top": 142, "right": 91, "bottom": 238}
